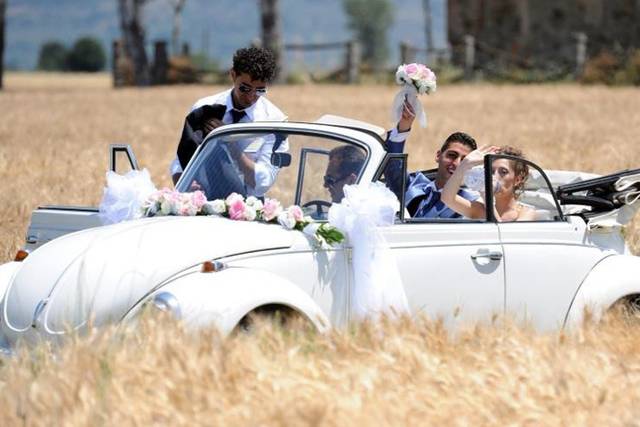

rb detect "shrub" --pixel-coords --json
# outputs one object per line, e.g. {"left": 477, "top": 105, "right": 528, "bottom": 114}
{"left": 624, "top": 49, "right": 640, "bottom": 85}
{"left": 582, "top": 51, "right": 620, "bottom": 85}
{"left": 37, "top": 41, "right": 68, "bottom": 71}
{"left": 67, "top": 37, "right": 106, "bottom": 72}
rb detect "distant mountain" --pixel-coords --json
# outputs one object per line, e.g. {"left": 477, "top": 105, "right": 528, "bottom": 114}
{"left": 5, "top": 0, "right": 446, "bottom": 70}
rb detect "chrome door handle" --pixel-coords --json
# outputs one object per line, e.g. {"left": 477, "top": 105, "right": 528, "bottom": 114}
{"left": 471, "top": 251, "right": 503, "bottom": 261}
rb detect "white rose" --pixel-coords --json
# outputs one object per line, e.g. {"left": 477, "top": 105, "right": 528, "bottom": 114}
{"left": 277, "top": 211, "right": 296, "bottom": 230}
{"left": 160, "top": 200, "right": 172, "bottom": 215}
{"left": 203, "top": 199, "right": 226, "bottom": 215}
{"left": 395, "top": 66, "right": 408, "bottom": 85}
{"left": 245, "top": 196, "right": 263, "bottom": 211}
{"left": 244, "top": 206, "right": 257, "bottom": 221}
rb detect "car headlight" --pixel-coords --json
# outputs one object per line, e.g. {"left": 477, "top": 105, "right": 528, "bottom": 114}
{"left": 152, "top": 292, "right": 182, "bottom": 319}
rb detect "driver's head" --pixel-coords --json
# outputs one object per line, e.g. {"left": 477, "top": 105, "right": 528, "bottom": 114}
{"left": 434, "top": 132, "right": 477, "bottom": 188}
{"left": 324, "top": 145, "right": 366, "bottom": 203}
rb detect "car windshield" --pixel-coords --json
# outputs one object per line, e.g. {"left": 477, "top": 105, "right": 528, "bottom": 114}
{"left": 176, "top": 130, "right": 369, "bottom": 217}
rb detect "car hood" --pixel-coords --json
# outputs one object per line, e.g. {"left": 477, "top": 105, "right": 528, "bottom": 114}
{"left": 2, "top": 216, "right": 295, "bottom": 334}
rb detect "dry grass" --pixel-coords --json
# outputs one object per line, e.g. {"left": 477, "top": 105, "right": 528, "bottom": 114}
{"left": 2, "top": 73, "right": 640, "bottom": 424}
{"left": 1, "top": 73, "right": 640, "bottom": 260}
{"left": 2, "top": 313, "right": 640, "bottom": 426}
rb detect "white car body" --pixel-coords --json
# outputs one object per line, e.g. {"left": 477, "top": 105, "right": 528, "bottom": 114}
{"left": 1, "top": 117, "right": 639, "bottom": 349}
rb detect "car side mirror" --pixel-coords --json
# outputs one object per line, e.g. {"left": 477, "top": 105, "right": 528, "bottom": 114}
{"left": 271, "top": 152, "right": 291, "bottom": 167}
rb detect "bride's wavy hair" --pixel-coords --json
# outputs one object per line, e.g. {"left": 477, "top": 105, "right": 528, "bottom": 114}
{"left": 497, "top": 146, "right": 529, "bottom": 197}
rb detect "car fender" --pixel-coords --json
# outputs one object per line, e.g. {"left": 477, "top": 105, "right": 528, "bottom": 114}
{"left": 125, "top": 266, "right": 331, "bottom": 335}
{"left": 565, "top": 254, "right": 640, "bottom": 327}
{"left": 0, "top": 262, "right": 21, "bottom": 303}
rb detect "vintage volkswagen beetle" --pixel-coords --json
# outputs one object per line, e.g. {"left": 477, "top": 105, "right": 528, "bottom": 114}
{"left": 1, "top": 116, "right": 640, "bottom": 349}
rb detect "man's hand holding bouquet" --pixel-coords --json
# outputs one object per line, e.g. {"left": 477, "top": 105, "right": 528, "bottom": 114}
{"left": 392, "top": 63, "right": 437, "bottom": 128}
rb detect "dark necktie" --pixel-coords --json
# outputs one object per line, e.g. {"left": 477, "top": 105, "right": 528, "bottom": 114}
{"left": 230, "top": 109, "right": 246, "bottom": 123}
{"left": 416, "top": 187, "right": 440, "bottom": 218}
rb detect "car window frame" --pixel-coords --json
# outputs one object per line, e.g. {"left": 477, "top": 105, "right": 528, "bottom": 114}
{"left": 484, "top": 154, "right": 566, "bottom": 223}
{"left": 295, "top": 147, "right": 330, "bottom": 206}
{"left": 176, "top": 126, "right": 373, "bottom": 209}
{"left": 373, "top": 152, "right": 408, "bottom": 221}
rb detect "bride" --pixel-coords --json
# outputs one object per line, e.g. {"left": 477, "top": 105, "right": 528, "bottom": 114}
{"left": 441, "top": 145, "right": 536, "bottom": 221}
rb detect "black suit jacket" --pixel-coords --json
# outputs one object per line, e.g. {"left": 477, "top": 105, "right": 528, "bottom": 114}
{"left": 177, "top": 103, "right": 227, "bottom": 170}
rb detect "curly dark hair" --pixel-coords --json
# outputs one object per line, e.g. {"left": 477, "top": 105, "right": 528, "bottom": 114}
{"left": 232, "top": 46, "right": 277, "bottom": 82}
{"left": 440, "top": 132, "right": 477, "bottom": 152}
{"left": 497, "top": 145, "right": 529, "bottom": 196}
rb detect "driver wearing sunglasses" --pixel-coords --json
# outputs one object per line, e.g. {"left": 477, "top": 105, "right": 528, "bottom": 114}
{"left": 324, "top": 145, "right": 366, "bottom": 203}
{"left": 171, "top": 46, "right": 287, "bottom": 197}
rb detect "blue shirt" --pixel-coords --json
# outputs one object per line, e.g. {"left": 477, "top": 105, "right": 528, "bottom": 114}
{"left": 384, "top": 129, "right": 478, "bottom": 219}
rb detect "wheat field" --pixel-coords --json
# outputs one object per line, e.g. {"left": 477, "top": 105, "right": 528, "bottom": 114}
{"left": 1, "top": 73, "right": 640, "bottom": 425}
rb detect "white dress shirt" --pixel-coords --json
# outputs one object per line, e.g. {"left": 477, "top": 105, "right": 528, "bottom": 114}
{"left": 170, "top": 88, "right": 287, "bottom": 196}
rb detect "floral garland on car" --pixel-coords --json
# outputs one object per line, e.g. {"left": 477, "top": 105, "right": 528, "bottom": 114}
{"left": 140, "top": 188, "right": 344, "bottom": 246}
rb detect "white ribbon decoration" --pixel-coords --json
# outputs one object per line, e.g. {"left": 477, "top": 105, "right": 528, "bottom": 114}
{"left": 391, "top": 85, "right": 427, "bottom": 128}
{"left": 98, "top": 169, "right": 157, "bottom": 225}
{"left": 328, "top": 182, "right": 409, "bottom": 320}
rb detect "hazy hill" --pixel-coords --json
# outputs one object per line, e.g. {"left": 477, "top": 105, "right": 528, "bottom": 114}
{"left": 5, "top": 0, "right": 446, "bottom": 70}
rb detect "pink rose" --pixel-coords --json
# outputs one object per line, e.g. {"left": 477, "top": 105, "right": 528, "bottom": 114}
{"left": 287, "top": 205, "right": 304, "bottom": 223}
{"left": 190, "top": 191, "right": 207, "bottom": 209}
{"left": 225, "top": 192, "right": 244, "bottom": 206}
{"left": 228, "top": 199, "right": 246, "bottom": 220}
{"left": 168, "top": 191, "right": 181, "bottom": 203}
{"left": 262, "top": 198, "right": 283, "bottom": 222}
{"left": 405, "top": 63, "right": 418, "bottom": 74}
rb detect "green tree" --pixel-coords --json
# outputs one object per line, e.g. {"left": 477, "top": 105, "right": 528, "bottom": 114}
{"left": 67, "top": 37, "right": 106, "bottom": 72}
{"left": 343, "top": 0, "right": 393, "bottom": 71}
{"left": 37, "top": 41, "right": 69, "bottom": 71}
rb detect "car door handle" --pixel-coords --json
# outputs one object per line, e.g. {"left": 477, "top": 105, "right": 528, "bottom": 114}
{"left": 471, "top": 251, "right": 503, "bottom": 261}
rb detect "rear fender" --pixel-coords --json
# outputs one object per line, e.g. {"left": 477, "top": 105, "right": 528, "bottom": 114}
{"left": 565, "top": 255, "right": 640, "bottom": 327}
{"left": 124, "top": 267, "right": 330, "bottom": 335}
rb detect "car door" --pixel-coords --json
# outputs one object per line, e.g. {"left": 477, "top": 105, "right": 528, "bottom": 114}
{"left": 381, "top": 221, "right": 505, "bottom": 327}
{"left": 372, "top": 155, "right": 505, "bottom": 327}
{"left": 488, "top": 155, "right": 609, "bottom": 330}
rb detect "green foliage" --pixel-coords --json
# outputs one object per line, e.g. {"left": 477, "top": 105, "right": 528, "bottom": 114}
{"left": 581, "top": 49, "right": 640, "bottom": 86}
{"left": 343, "top": 0, "right": 393, "bottom": 70}
{"left": 190, "top": 53, "right": 219, "bottom": 74}
{"left": 37, "top": 41, "right": 68, "bottom": 71}
{"left": 67, "top": 37, "right": 106, "bottom": 72}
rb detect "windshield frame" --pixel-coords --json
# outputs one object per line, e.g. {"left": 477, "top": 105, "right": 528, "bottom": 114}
{"left": 175, "top": 125, "right": 373, "bottom": 206}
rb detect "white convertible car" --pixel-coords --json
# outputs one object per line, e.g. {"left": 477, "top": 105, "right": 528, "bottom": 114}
{"left": 1, "top": 116, "right": 639, "bottom": 349}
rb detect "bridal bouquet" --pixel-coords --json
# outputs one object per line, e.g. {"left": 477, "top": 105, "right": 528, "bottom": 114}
{"left": 392, "top": 63, "right": 437, "bottom": 128}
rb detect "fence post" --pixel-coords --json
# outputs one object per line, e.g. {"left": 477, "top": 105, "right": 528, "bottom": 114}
{"left": 400, "top": 42, "right": 413, "bottom": 64}
{"left": 112, "top": 40, "right": 128, "bottom": 88}
{"left": 575, "top": 32, "right": 587, "bottom": 79}
{"left": 346, "top": 40, "right": 360, "bottom": 83}
{"left": 464, "top": 35, "right": 475, "bottom": 81}
{"left": 151, "top": 40, "right": 168, "bottom": 85}
{"left": 112, "top": 40, "right": 121, "bottom": 87}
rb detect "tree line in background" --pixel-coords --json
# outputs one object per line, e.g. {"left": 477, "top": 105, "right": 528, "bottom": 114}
{"left": 37, "top": 37, "right": 106, "bottom": 72}
{"left": 1, "top": 0, "right": 640, "bottom": 90}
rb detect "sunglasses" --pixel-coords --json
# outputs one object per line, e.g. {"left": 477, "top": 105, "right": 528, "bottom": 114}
{"left": 238, "top": 83, "right": 267, "bottom": 96}
{"left": 323, "top": 172, "right": 352, "bottom": 187}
